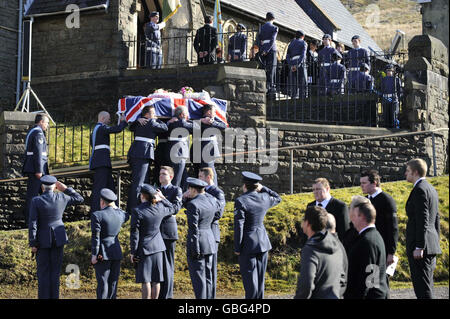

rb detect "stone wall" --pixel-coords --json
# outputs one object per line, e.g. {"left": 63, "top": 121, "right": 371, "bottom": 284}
{"left": 419, "top": 0, "right": 449, "bottom": 55}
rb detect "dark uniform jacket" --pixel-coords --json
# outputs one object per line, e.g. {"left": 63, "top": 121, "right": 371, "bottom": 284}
{"left": 23, "top": 125, "right": 49, "bottom": 175}
{"left": 286, "top": 39, "right": 307, "bottom": 67}
{"left": 128, "top": 117, "right": 168, "bottom": 160}
{"left": 159, "top": 184, "right": 183, "bottom": 240}
{"left": 91, "top": 206, "right": 129, "bottom": 260}
{"left": 205, "top": 185, "right": 226, "bottom": 243}
{"left": 234, "top": 186, "right": 282, "bottom": 254}
{"left": 228, "top": 32, "right": 247, "bottom": 61}
{"left": 258, "top": 22, "right": 278, "bottom": 53}
{"left": 29, "top": 188, "right": 84, "bottom": 248}
{"left": 346, "top": 47, "right": 370, "bottom": 71}
{"left": 145, "top": 22, "right": 162, "bottom": 50}
{"left": 194, "top": 24, "right": 218, "bottom": 64}
{"left": 130, "top": 199, "right": 175, "bottom": 257}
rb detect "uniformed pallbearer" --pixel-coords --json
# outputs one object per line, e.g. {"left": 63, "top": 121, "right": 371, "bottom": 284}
{"left": 234, "top": 172, "right": 282, "bottom": 299}
{"left": 91, "top": 188, "right": 129, "bottom": 299}
{"left": 89, "top": 111, "right": 127, "bottom": 213}
{"left": 28, "top": 175, "right": 84, "bottom": 299}
{"left": 23, "top": 113, "right": 50, "bottom": 226}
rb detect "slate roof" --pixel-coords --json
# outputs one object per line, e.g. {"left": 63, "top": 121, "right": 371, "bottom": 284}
{"left": 311, "top": 0, "right": 382, "bottom": 52}
{"left": 25, "top": 0, "right": 108, "bottom": 16}
{"left": 219, "top": 0, "right": 325, "bottom": 40}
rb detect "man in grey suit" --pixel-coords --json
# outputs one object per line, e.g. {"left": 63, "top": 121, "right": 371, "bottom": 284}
{"left": 405, "top": 158, "right": 442, "bottom": 299}
{"left": 28, "top": 175, "right": 84, "bottom": 299}
{"left": 91, "top": 188, "right": 129, "bottom": 299}
{"left": 234, "top": 171, "right": 282, "bottom": 299}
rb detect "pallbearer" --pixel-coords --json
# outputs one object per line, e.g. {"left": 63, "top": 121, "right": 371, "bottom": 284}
{"left": 234, "top": 172, "right": 282, "bottom": 299}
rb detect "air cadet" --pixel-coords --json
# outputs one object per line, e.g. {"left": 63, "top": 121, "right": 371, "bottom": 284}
{"left": 228, "top": 23, "right": 247, "bottom": 62}
{"left": 306, "top": 39, "right": 320, "bottom": 95}
{"left": 346, "top": 35, "right": 370, "bottom": 90}
{"left": 286, "top": 30, "right": 308, "bottom": 98}
{"left": 327, "top": 51, "right": 346, "bottom": 95}
{"left": 167, "top": 106, "right": 195, "bottom": 190}
{"left": 198, "top": 167, "right": 226, "bottom": 299}
{"left": 258, "top": 12, "right": 279, "bottom": 96}
{"left": 318, "top": 34, "right": 336, "bottom": 94}
{"left": 145, "top": 11, "right": 166, "bottom": 69}
{"left": 23, "top": 113, "right": 50, "bottom": 226}
{"left": 191, "top": 104, "right": 226, "bottom": 187}
{"left": 127, "top": 105, "right": 168, "bottom": 213}
{"left": 350, "top": 63, "right": 374, "bottom": 93}
{"left": 130, "top": 184, "right": 176, "bottom": 299}
{"left": 194, "top": 15, "right": 218, "bottom": 65}
{"left": 182, "top": 177, "right": 220, "bottom": 299}
{"left": 91, "top": 188, "right": 129, "bottom": 299}
{"left": 381, "top": 64, "right": 403, "bottom": 128}
{"left": 89, "top": 111, "right": 127, "bottom": 213}
{"left": 158, "top": 166, "right": 183, "bottom": 299}
{"left": 234, "top": 172, "right": 282, "bottom": 299}
{"left": 28, "top": 175, "right": 84, "bottom": 299}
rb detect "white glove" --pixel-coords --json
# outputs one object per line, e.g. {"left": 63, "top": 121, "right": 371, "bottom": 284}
{"left": 158, "top": 21, "right": 166, "bottom": 29}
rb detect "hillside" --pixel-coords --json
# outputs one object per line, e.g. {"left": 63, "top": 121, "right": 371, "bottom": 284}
{"left": 343, "top": 0, "right": 422, "bottom": 51}
{"left": 0, "top": 175, "right": 448, "bottom": 298}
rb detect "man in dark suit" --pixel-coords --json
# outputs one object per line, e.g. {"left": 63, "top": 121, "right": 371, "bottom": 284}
{"left": 307, "top": 178, "right": 350, "bottom": 242}
{"left": 405, "top": 158, "right": 442, "bottom": 299}
{"left": 198, "top": 167, "right": 226, "bottom": 299}
{"left": 360, "top": 169, "right": 398, "bottom": 290}
{"left": 89, "top": 111, "right": 127, "bottom": 213}
{"left": 23, "top": 113, "right": 50, "bottom": 226}
{"left": 91, "top": 189, "right": 129, "bottom": 299}
{"left": 194, "top": 15, "right": 218, "bottom": 65}
{"left": 344, "top": 196, "right": 389, "bottom": 299}
{"left": 28, "top": 175, "right": 84, "bottom": 299}
{"left": 234, "top": 172, "right": 282, "bottom": 299}
{"left": 158, "top": 166, "right": 183, "bottom": 299}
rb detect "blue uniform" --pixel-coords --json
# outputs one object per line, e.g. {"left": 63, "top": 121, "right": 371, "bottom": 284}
{"left": 91, "top": 206, "right": 129, "bottom": 299}
{"left": 145, "top": 22, "right": 163, "bottom": 69}
{"left": 350, "top": 71, "right": 374, "bottom": 93}
{"left": 191, "top": 119, "right": 226, "bottom": 187}
{"left": 28, "top": 187, "right": 84, "bottom": 299}
{"left": 205, "top": 185, "right": 226, "bottom": 299}
{"left": 130, "top": 199, "right": 175, "bottom": 283}
{"left": 158, "top": 184, "right": 183, "bottom": 299}
{"left": 89, "top": 121, "right": 127, "bottom": 212}
{"left": 23, "top": 125, "right": 49, "bottom": 225}
{"left": 346, "top": 47, "right": 370, "bottom": 86}
{"left": 381, "top": 75, "right": 402, "bottom": 128}
{"left": 127, "top": 118, "right": 168, "bottom": 212}
{"left": 318, "top": 46, "right": 336, "bottom": 93}
{"left": 234, "top": 186, "right": 281, "bottom": 299}
{"left": 286, "top": 38, "right": 308, "bottom": 98}
{"left": 228, "top": 32, "right": 247, "bottom": 62}
{"left": 327, "top": 62, "right": 347, "bottom": 95}
{"left": 258, "top": 22, "right": 278, "bottom": 94}
{"left": 184, "top": 192, "right": 220, "bottom": 299}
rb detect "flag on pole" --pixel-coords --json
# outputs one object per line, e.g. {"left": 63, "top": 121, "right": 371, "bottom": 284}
{"left": 213, "top": 0, "right": 223, "bottom": 49}
{"left": 160, "top": 0, "right": 182, "bottom": 22}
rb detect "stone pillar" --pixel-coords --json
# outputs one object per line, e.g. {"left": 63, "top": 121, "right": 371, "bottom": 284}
{"left": 403, "top": 35, "right": 449, "bottom": 175}
{"left": 0, "top": 111, "right": 36, "bottom": 179}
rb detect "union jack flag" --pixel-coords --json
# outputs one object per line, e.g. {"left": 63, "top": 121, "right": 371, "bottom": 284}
{"left": 118, "top": 96, "right": 228, "bottom": 126}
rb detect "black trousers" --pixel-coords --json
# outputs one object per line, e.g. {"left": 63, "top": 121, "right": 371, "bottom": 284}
{"left": 24, "top": 174, "right": 42, "bottom": 226}
{"left": 408, "top": 254, "right": 437, "bottom": 299}
{"left": 91, "top": 167, "right": 115, "bottom": 213}
{"left": 94, "top": 260, "right": 121, "bottom": 299}
{"left": 159, "top": 239, "right": 177, "bottom": 299}
{"left": 36, "top": 246, "right": 64, "bottom": 299}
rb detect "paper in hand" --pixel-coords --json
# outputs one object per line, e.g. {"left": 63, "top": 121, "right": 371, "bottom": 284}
{"left": 386, "top": 255, "right": 399, "bottom": 277}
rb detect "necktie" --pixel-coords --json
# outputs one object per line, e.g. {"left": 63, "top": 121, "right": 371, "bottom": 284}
{"left": 318, "top": 203, "right": 323, "bottom": 207}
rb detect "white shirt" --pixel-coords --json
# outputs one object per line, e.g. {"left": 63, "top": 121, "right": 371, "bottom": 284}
{"left": 368, "top": 187, "right": 382, "bottom": 199}
{"left": 316, "top": 195, "right": 332, "bottom": 208}
{"left": 413, "top": 177, "right": 426, "bottom": 188}
{"left": 359, "top": 224, "right": 376, "bottom": 235}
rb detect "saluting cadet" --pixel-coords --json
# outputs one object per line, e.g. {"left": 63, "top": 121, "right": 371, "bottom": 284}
{"left": 130, "top": 184, "right": 176, "bottom": 299}
{"left": 228, "top": 23, "right": 247, "bottom": 62}
{"left": 258, "top": 12, "right": 278, "bottom": 96}
{"left": 346, "top": 35, "right": 370, "bottom": 90}
{"left": 234, "top": 172, "right": 282, "bottom": 299}
{"left": 91, "top": 188, "right": 129, "bottom": 299}
{"left": 198, "top": 167, "right": 226, "bottom": 299}
{"left": 191, "top": 104, "right": 226, "bottom": 187}
{"left": 318, "top": 34, "right": 336, "bottom": 94}
{"left": 28, "top": 175, "right": 84, "bottom": 299}
{"left": 23, "top": 113, "right": 50, "bottom": 226}
{"left": 167, "top": 106, "right": 195, "bottom": 190}
{"left": 158, "top": 166, "right": 183, "bottom": 299}
{"left": 194, "top": 15, "right": 218, "bottom": 65}
{"left": 145, "top": 11, "right": 166, "bottom": 69}
{"left": 89, "top": 111, "right": 127, "bottom": 213}
{"left": 381, "top": 64, "right": 403, "bottom": 128}
{"left": 127, "top": 105, "right": 168, "bottom": 213}
{"left": 327, "top": 51, "right": 346, "bottom": 95}
{"left": 286, "top": 30, "right": 308, "bottom": 98}
{"left": 182, "top": 177, "right": 220, "bottom": 299}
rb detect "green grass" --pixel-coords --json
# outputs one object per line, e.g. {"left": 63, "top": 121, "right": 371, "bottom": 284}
{"left": 0, "top": 176, "right": 448, "bottom": 298}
